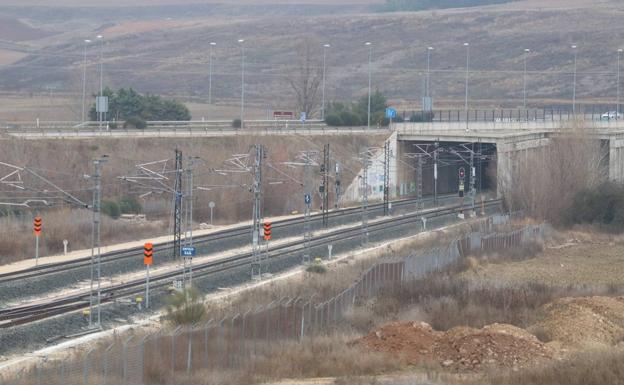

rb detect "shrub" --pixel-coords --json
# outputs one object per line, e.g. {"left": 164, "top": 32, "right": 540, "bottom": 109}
{"left": 483, "top": 349, "right": 624, "bottom": 385}
{"left": 232, "top": 118, "right": 242, "bottom": 128}
{"left": 123, "top": 115, "right": 147, "bottom": 129}
{"left": 101, "top": 200, "right": 121, "bottom": 219}
{"left": 374, "top": 113, "right": 390, "bottom": 127}
{"left": 306, "top": 263, "right": 327, "bottom": 274}
{"left": 339, "top": 110, "right": 361, "bottom": 126}
{"left": 325, "top": 114, "right": 343, "bottom": 126}
{"left": 567, "top": 182, "right": 624, "bottom": 230}
{"left": 119, "top": 196, "right": 142, "bottom": 215}
{"left": 165, "top": 287, "right": 206, "bottom": 325}
{"left": 89, "top": 87, "right": 191, "bottom": 122}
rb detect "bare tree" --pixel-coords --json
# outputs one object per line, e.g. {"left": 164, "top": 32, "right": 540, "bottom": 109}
{"left": 509, "top": 121, "right": 608, "bottom": 222}
{"left": 287, "top": 39, "right": 323, "bottom": 119}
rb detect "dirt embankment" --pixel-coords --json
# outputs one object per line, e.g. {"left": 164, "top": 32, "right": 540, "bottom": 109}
{"left": 534, "top": 296, "right": 624, "bottom": 350}
{"left": 359, "top": 295, "right": 624, "bottom": 373}
{"left": 0, "top": 134, "right": 386, "bottom": 265}
{"left": 358, "top": 321, "right": 553, "bottom": 372}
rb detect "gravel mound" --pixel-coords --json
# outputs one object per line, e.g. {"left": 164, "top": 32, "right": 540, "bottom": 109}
{"left": 357, "top": 321, "right": 553, "bottom": 372}
{"left": 534, "top": 296, "right": 624, "bottom": 349}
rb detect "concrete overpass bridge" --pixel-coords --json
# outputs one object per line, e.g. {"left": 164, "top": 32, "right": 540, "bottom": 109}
{"left": 390, "top": 120, "right": 624, "bottom": 200}
{"left": 343, "top": 119, "right": 624, "bottom": 204}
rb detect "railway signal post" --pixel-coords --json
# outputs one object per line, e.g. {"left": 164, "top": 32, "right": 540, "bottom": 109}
{"left": 33, "top": 216, "right": 42, "bottom": 266}
{"left": 144, "top": 243, "right": 153, "bottom": 308}
{"left": 458, "top": 167, "right": 466, "bottom": 219}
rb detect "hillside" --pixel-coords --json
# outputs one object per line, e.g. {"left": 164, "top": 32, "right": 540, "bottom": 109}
{"left": 0, "top": 0, "right": 621, "bottom": 120}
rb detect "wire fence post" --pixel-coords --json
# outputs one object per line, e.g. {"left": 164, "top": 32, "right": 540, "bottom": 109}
{"left": 83, "top": 349, "right": 93, "bottom": 385}
{"left": 102, "top": 343, "right": 114, "bottom": 385}
{"left": 36, "top": 360, "right": 42, "bottom": 385}
{"left": 122, "top": 336, "right": 134, "bottom": 384}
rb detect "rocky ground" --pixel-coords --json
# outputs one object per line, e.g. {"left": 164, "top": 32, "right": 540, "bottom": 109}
{"left": 356, "top": 229, "right": 624, "bottom": 379}
{"left": 358, "top": 322, "right": 553, "bottom": 372}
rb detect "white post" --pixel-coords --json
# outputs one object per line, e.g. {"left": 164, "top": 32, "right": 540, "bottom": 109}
{"left": 208, "top": 42, "right": 216, "bottom": 105}
{"left": 572, "top": 45, "right": 578, "bottom": 115}
{"left": 146, "top": 264, "right": 150, "bottom": 309}
{"left": 322, "top": 44, "right": 330, "bottom": 120}
{"left": 523, "top": 48, "right": 530, "bottom": 111}
{"left": 618, "top": 49, "right": 622, "bottom": 118}
{"left": 366, "top": 42, "right": 372, "bottom": 129}
{"left": 82, "top": 39, "right": 91, "bottom": 123}
{"left": 239, "top": 39, "right": 245, "bottom": 129}
{"left": 35, "top": 235, "right": 39, "bottom": 266}
{"left": 464, "top": 42, "right": 470, "bottom": 132}
{"left": 97, "top": 35, "right": 103, "bottom": 131}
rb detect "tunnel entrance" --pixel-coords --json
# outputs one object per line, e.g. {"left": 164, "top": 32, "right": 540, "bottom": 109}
{"left": 395, "top": 140, "right": 497, "bottom": 199}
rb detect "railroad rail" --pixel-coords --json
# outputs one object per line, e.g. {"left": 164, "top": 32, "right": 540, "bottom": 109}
{"left": 0, "top": 199, "right": 502, "bottom": 328}
{"left": 0, "top": 193, "right": 460, "bottom": 284}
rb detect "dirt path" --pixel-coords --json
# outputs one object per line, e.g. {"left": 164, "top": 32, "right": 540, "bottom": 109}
{"left": 462, "top": 237, "right": 624, "bottom": 287}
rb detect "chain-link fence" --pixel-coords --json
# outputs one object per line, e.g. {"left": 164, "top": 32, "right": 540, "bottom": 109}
{"left": 1, "top": 221, "right": 546, "bottom": 385}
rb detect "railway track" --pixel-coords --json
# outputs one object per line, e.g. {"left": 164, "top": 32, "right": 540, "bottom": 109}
{"left": 0, "top": 193, "right": 462, "bottom": 284}
{"left": 0, "top": 199, "right": 502, "bottom": 328}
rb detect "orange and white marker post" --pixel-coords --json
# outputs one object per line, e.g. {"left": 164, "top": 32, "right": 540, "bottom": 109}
{"left": 263, "top": 222, "right": 272, "bottom": 271}
{"left": 33, "top": 216, "right": 42, "bottom": 266}
{"left": 144, "top": 242, "right": 153, "bottom": 308}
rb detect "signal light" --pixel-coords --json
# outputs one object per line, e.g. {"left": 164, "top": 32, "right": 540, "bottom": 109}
{"left": 34, "top": 216, "right": 42, "bottom": 236}
{"left": 144, "top": 242, "right": 153, "bottom": 266}
{"left": 263, "top": 222, "right": 272, "bottom": 241}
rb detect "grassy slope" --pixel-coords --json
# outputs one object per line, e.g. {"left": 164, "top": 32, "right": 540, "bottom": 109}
{"left": 0, "top": 0, "right": 620, "bottom": 116}
{"left": 0, "top": 133, "right": 386, "bottom": 263}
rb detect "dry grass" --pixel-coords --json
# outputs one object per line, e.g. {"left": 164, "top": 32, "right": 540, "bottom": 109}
{"left": 348, "top": 240, "right": 624, "bottom": 333}
{"left": 0, "top": 208, "right": 163, "bottom": 264}
{"left": 5, "top": 0, "right": 621, "bottom": 113}
{"left": 508, "top": 124, "right": 607, "bottom": 223}
{"left": 480, "top": 349, "right": 624, "bottom": 385}
{"left": 205, "top": 225, "right": 471, "bottom": 319}
{"left": 0, "top": 134, "right": 384, "bottom": 264}
{"left": 139, "top": 336, "right": 402, "bottom": 385}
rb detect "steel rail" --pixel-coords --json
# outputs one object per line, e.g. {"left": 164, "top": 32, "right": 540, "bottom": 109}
{"left": 0, "top": 199, "right": 501, "bottom": 328}
{"left": 0, "top": 193, "right": 460, "bottom": 284}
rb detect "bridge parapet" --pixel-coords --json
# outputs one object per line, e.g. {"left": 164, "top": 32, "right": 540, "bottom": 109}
{"left": 393, "top": 120, "right": 624, "bottom": 134}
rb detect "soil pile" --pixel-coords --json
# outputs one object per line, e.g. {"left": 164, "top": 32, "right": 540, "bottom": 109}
{"left": 358, "top": 321, "right": 552, "bottom": 372}
{"left": 534, "top": 296, "right": 624, "bottom": 349}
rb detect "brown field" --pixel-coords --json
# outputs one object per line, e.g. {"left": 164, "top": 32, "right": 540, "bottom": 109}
{"left": 0, "top": 0, "right": 621, "bottom": 121}
{"left": 0, "top": 133, "right": 386, "bottom": 264}
{"left": 0, "top": 0, "right": 382, "bottom": 5}
{"left": 461, "top": 231, "right": 624, "bottom": 287}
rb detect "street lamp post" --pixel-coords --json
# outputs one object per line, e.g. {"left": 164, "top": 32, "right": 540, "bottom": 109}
{"left": 81, "top": 39, "right": 91, "bottom": 123}
{"left": 426, "top": 46, "right": 434, "bottom": 99}
{"left": 321, "top": 44, "right": 330, "bottom": 120}
{"left": 97, "top": 35, "right": 104, "bottom": 130}
{"left": 464, "top": 43, "right": 470, "bottom": 132}
{"left": 572, "top": 45, "right": 578, "bottom": 115}
{"left": 366, "top": 42, "right": 372, "bottom": 129}
{"left": 523, "top": 48, "right": 530, "bottom": 111}
{"left": 618, "top": 49, "right": 622, "bottom": 118}
{"left": 239, "top": 39, "right": 245, "bottom": 129}
{"left": 208, "top": 42, "right": 216, "bottom": 105}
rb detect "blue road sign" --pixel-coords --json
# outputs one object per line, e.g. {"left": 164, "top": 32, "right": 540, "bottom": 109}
{"left": 300, "top": 112, "right": 307, "bottom": 123}
{"left": 181, "top": 247, "right": 196, "bottom": 258}
{"left": 385, "top": 108, "right": 397, "bottom": 119}
{"left": 304, "top": 194, "right": 311, "bottom": 204}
